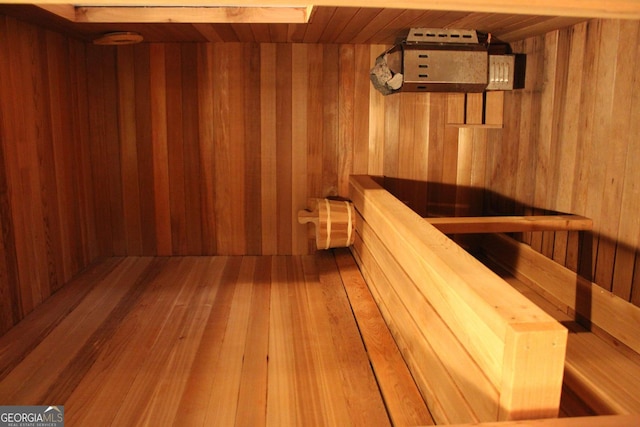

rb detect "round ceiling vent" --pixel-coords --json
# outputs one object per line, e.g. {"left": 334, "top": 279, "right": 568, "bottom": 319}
{"left": 93, "top": 31, "right": 144, "bottom": 45}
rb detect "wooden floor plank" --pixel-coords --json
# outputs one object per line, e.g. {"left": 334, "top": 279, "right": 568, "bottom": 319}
{"left": 235, "top": 256, "right": 272, "bottom": 426}
{"left": 0, "top": 258, "right": 123, "bottom": 381}
{"left": 267, "top": 255, "right": 299, "bottom": 426}
{"left": 66, "top": 257, "right": 197, "bottom": 426}
{"left": 202, "top": 257, "right": 258, "bottom": 426}
{"left": 174, "top": 256, "right": 242, "bottom": 425}
{"left": 0, "top": 254, "right": 401, "bottom": 426}
{"left": 0, "top": 257, "right": 154, "bottom": 404}
{"left": 288, "top": 255, "right": 326, "bottom": 425}
{"left": 134, "top": 257, "right": 226, "bottom": 425}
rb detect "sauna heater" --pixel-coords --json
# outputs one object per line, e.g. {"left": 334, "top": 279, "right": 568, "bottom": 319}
{"left": 370, "top": 28, "right": 526, "bottom": 94}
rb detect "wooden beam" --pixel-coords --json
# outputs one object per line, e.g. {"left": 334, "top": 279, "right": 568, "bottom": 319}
{"left": 427, "top": 215, "right": 593, "bottom": 234}
{"left": 35, "top": 4, "right": 77, "bottom": 21}
{"left": 36, "top": 5, "right": 313, "bottom": 24}
{"left": 25, "top": 1, "right": 640, "bottom": 20}
{"left": 75, "top": 6, "right": 314, "bottom": 23}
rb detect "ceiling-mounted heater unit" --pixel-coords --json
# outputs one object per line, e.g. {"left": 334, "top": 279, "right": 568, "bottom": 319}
{"left": 370, "top": 28, "right": 525, "bottom": 95}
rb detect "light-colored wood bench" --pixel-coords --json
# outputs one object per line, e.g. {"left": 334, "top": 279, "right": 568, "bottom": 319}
{"left": 447, "top": 414, "right": 640, "bottom": 427}
{"left": 333, "top": 248, "right": 435, "bottom": 426}
{"left": 348, "top": 175, "right": 568, "bottom": 424}
{"left": 481, "top": 233, "right": 640, "bottom": 417}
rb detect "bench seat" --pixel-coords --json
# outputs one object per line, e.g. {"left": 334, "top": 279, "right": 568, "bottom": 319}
{"left": 481, "top": 233, "right": 640, "bottom": 416}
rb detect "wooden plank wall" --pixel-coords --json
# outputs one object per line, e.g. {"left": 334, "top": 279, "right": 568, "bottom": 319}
{"left": 0, "top": 16, "right": 98, "bottom": 335}
{"left": 87, "top": 41, "right": 491, "bottom": 257}
{"left": 485, "top": 19, "right": 640, "bottom": 307}
{"left": 86, "top": 42, "right": 375, "bottom": 257}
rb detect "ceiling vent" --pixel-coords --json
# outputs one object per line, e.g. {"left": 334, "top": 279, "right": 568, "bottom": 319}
{"left": 370, "top": 28, "right": 525, "bottom": 95}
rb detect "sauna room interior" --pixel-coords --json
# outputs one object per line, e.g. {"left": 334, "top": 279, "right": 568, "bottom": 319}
{"left": 0, "top": 1, "right": 640, "bottom": 426}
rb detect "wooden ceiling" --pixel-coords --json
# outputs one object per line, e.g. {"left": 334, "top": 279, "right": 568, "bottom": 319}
{"left": 1, "top": 1, "right": 638, "bottom": 44}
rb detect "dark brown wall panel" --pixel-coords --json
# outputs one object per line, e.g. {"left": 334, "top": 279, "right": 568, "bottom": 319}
{"left": 87, "top": 43, "right": 387, "bottom": 257}
{"left": 0, "top": 16, "right": 99, "bottom": 334}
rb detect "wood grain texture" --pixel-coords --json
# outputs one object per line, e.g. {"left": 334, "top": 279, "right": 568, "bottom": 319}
{"left": 427, "top": 215, "right": 593, "bottom": 234}
{"left": 485, "top": 19, "right": 640, "bottom": 307}
{"left": 350, "top": 175, "right": 567, "bottom": 423}
{"left": 84, "top": 42, "right": 393, "bottom": 257}
{"left": 0, "top": 4, "right": 590, "bottom": 44}
{"left": 333, "top": 248, "right": 434, "bottom": 426}
{"left": 3, "top": 11, "right": 640, "bottom": 346}
{"left": 0, "top": 254, "right": 401, "bottom": 426}
{"left": 0, "top": 16, "right": 99, "bottom": 335}
{"left": 481, "top": 235, "right": 640, "bottom": 417}
{"left": 90, "top": 38, "right": 481, "bottom": 261}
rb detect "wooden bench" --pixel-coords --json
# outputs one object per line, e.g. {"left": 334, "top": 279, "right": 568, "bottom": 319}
{"left": 481, "top": 233, "right": 640, "bottom": 417}
{"left": 348, "top": 175, "right": 568, "bottom": 424}
{"left": 448, "top": 414, "right": 640, "bottom": 427}
{"left": 333, "top": 248, "right": 435, "bottom": 426}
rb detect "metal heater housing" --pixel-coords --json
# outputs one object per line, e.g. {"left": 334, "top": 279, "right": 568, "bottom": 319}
{"left": 370, "top": 28, "right": 525, "bottom": 94}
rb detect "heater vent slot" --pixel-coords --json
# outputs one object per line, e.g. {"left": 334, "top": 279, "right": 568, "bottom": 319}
{"left": 407, "top": 28, "right": 479, "bottom": 44}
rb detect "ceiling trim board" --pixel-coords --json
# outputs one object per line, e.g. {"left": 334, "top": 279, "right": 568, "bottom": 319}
{"left": 36, "top": 4, "right": 315, "bottom": 24}
{"left": 21, "top": 1, "right": 640, "bottom": 20}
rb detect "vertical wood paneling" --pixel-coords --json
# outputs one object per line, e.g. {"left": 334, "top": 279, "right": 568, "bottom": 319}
{"left": 322, "top": 45, "right": 340, "bottom": 197}
{"left": 0, "top": 16, "right": 99, "bottom": 334}
{"left": 486, "top": 19, "right": 640, "bottom": 307}
{"left": 117, "top": 45, "right": 143, "bottom": 256}
{"left": 46, "top": 31, "right": 74, "bottom": 284}
{"left": 181, "top": 44, "right": 203, "bottom": 256}
{"left": 291, "top": 44, "right": 309, "bottom": 255}
{"left": 260, "top": 44, "right": 278, "bottom": 255}
{"left": 133, "top": 44, "right": 156, "bottom": 256}
{"left": 244, "top": 43, "right": 263, "bottom": 256}
{"left": 338, "top": 45, "right": 355, "bottom": 197}
{"left": 588, "top": 21, "right": 620, "bottom": 288}
{"left": 14, "top": 20, "right": 48, "bottom": 310}
{"left": 197, "top": 43, "right": 217, "bottom": 255}
{"left": 306, "top": 43, "right": 324, "bottom": 201}
{"left": 86, "top": 41, "right": 476, "bottom": 259}
{"left": 367, "top": 45, "right": 386, "bottom": 176}
{"left": 226, "top": 44, "right": 248, "bottom": 255}
{"left": 275, "top": 44, "right": 293, "bottom": 255}
{"left": 613, "top": 24, "right": 640, "bottom": 300}
{"left": 149, "top": 44, "right": 172, "bottom": 256}
{"left": 597, "top": 20, "right": 638, "bottom": 292}
{"left": 353, "top": 45, "right": 371, "bottom": 175}
{"left": 165, "top": 43, "right": 188, "bottom": 255}
{"left": 0, "top": 16, "right": 22, "bottom": 332}
{"left": 69, "top": 40, "right": 98, "bottom": 265}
